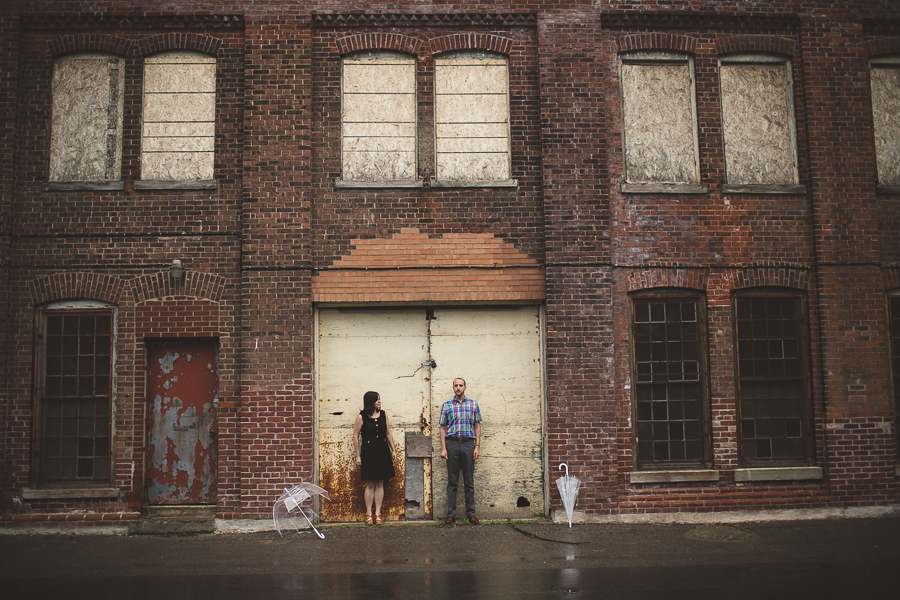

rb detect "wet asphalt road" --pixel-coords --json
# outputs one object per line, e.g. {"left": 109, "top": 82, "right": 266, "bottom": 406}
{"left": 1, "top": 517, "right": 898, "bottom": 599}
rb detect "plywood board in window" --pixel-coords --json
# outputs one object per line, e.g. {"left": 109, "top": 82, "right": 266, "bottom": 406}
{"left": 50, "top": 56, "right": 124, "bottom": 182}
{"left": 721, "top": 63, "right": 795, "bottom": 185}
{"left": 871, "top": 66, "right": 900, "bottom": 186}
{"left": 621, "top": 62, "right": 697, "bottom": 183}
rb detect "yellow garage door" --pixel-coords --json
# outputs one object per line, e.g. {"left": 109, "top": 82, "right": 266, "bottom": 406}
{"left": 316, "top": 306, "right": 543, "bottom": 522}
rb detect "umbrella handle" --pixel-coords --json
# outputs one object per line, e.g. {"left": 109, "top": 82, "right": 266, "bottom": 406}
{"left": 559, "top": 462, "right": 569, "bottom": 478}
{"left": 300, "top": 509, "right": 326, "bottom": 539}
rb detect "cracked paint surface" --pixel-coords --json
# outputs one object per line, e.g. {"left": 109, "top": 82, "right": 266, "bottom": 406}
{"left": 147, "top": 340, "right": 218, "bottom": 504}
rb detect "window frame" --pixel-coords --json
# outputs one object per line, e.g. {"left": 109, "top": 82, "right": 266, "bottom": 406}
{"left": 432, "top": 50, "right": 516, "bottom": 188}
{"left": 732, "top": 288, "right": 813, "bottom": 466}
{"left": 869, "top": 55, "right": 900, "bottom": 194}
{"left": 336, "top": 49, "right": 421, "bottom": 188}
{"left": 629, "top": 289, "right": 711, "bottom": 470}
{"left": 136, "top": 50, "right": 217, "bottom": 190}
{"left": 47, "top": 52, "right": 125, "bottom": 191}
{"left": 33, "top": 302, "right": 116, "bottom": 487}
{"left": 719, "top": 53, "right": 805, "bottom": 194}
{"left": 618, "top": 50, "right": 705, "bottom": 194}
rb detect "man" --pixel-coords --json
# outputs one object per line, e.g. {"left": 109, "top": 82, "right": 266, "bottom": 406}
{"left": 439, "top": 377, "right": 482, "bottom": 524}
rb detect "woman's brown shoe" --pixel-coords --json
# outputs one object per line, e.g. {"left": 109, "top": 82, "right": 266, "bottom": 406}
{"left": 365, "top": 515, "right": 373, "bottom": 525}
{"left": 375, "top": 515, "right": 383, "bottom": 525}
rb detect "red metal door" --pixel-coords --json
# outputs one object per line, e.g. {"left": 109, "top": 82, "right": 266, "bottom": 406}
{"left": 147, "top": 339, "right": 218, "bottom": 504}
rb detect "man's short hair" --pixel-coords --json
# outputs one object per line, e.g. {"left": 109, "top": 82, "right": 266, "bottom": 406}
{"left": 453, "top": 377, "right": 466, "bottom": 386}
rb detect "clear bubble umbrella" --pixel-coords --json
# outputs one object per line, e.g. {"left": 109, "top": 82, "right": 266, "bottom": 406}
{"left": 555, "top": 463, "right": 581, "bottom": 528}
{"left": 273, "top": 483, "right": 330, "bottom": 539}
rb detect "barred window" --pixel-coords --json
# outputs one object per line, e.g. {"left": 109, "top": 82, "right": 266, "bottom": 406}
{"left": 734, "top": 291, "right": 811, "bottom": 463}
{"left": 36, "top": 308, "right": 114, "bottom": 483}
{"left": 631, "top": 293, "right": 708, "bottom": 467}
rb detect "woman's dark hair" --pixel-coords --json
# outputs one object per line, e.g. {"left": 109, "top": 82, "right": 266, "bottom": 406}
{"left": 363, "top": 391, "right": 380, "bottom": 416}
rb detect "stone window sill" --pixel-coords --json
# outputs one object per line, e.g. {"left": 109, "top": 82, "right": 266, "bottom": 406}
{"left": 135, "top": 180, "right": 218, "bottom": 191}
{"left": 877, "top": 185, "right": 900, "bottom": 196}
{"left": 722, "top": 184, "right": 806, "bottom": 194}
{"left": 629, "top": 470, "right": 719, "bottom": 484}
{"left": 334, "top": 179, "right": 424, "bottom": 189}
{"left": 620, "top": 183, "right": 708, "bottom": 194}
{"left": 431, "top": 179, "right": 518, "bottom": 188}
{"left": 22, "top": 487, "right": 119, "bottom": 500}
{"left": 734, "top": 466, "right": 823, "bottom": 483}
{"left": 44, "top": 181, "right": 125, "bottom": 192}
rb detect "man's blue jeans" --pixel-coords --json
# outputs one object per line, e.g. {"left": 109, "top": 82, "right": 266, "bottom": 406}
{"left": 445, "top": 437, "right": 476, "bottom": 518}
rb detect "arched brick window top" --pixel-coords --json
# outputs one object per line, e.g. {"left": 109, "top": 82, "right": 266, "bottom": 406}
{"left": 135, "top": 33, "right": 222, "bottom": 58}
{"left": 616, "top": 34, "right": 697, "bottom": 55}
{"left": 28, "top": 273, "right": 125, "bottom": 307}
{"left": 430, "top": 33, "right": 513, "bottom": 57}
{"left": 336, "top": 33, "right": 422, "bottom": 56}
{"left": 865, "top": 38, "right": 900, "bottom": 59}
{"left": 715, "top": 35, "right": 796, "bottom": 58}
{"left": 48, "top": 34, "right": 131, "bottom": 58}
{"left": 623, "top": 269, "right": 708, "bottom": 293}
{"left": 729, "top": 269, "right": 810, "bottom": 292}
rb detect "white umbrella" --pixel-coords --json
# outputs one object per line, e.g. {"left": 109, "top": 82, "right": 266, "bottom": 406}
{"left": 555, "top": 463, "right": 581, "bottom": 528}
{"left": 273, "top": 483, "right": 330, "bottom": 538}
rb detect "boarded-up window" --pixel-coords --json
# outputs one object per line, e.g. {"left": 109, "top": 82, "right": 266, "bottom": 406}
{"left": 36, "top": 308, "right": 114, "bottom": 483}
{"left": 142, "top": 52, "right": 216, "bottom": 181}
{"left": 50, "top": 53, "right": 124, "bottom": 182}
{"left": 734, "top": 291, "right": 811, "bottom": 464}
{"left": 341, "top": 51, "right": 417, "bottom": 182}
{"left": 870, "top": 58, "right": 900, "bottom": 187}
{"left": 619, "top": 52, "right": 699, "bottom": 184}
{"left": 631, "top": 293, "right": 708, "bottom": 467}
{"left": 720, "top": 55, "right": 797, "bottom": 185}
{"left": 434, "top": 51, "right": 511, "bottom": 183}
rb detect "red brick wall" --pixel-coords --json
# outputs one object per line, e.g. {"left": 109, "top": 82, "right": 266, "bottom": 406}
{"left": 1, "top": 3, "right": 898, "bottom": 525}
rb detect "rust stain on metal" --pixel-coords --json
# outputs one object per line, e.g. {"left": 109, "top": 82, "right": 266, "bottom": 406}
{"left": 319, "top": 429, "right": 406, "bottom": 522}
{"left": 147, "top": 340, "right": 218, "bottom": 505}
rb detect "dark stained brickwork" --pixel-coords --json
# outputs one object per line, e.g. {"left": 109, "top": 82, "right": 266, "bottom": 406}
{"left": 1, "top": 2, "right": 898, "bottom": 526}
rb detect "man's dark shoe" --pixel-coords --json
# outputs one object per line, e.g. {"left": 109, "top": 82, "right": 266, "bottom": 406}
{"left": 467, "top": 515, "right": 480, "bottom": 525}
{"left": 445, "top": 516, "right": 456, "bottom": 524}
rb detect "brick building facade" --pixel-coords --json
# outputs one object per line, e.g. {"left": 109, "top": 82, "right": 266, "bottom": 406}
{"left": 0, "top": 1, "right": 898, "bottom": 530}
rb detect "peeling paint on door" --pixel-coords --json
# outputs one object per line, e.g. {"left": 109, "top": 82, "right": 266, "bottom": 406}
{"left": 147, "top": 339, "right": 218, "bottom": 504}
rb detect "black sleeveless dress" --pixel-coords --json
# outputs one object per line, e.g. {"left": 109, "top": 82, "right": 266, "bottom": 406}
{"left": 359, "top": 410, "right": 395, "bottom": 481}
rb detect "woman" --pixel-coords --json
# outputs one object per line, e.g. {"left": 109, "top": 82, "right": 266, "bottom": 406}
{"left": 352, "top": 391, "right": 396, "bottom": 525}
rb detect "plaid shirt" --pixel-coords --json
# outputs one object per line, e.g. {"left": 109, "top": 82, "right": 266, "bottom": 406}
{"left": 440, "top": 396, "right": 482, "bottom": 438}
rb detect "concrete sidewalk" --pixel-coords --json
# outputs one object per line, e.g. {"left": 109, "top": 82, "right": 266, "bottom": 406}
{"left": 2, "top": 515, "right": 899, "bottom": 578}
